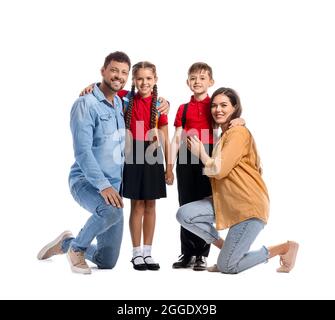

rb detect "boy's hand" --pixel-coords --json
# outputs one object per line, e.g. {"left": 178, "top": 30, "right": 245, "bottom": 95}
{"left": 100, "top": 187, "right": 124, "bottom": 208}
{"left": 79, "top": 83, "right": 95, "bottom": 96}
{"left": 157, "top": 97, "right": 170, "bottom": 115}
{"left": 229, "top": 117, "right": 245, "bottom": 128}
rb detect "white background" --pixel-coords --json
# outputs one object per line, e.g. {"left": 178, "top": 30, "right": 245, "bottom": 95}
{"left": 0, "top": 0, "right": 334, "bottom": 300}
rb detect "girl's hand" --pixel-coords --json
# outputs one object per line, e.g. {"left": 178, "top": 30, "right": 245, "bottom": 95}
{"left": 79, "top": 83, "right": 95, "bottom": 96}
{"left": 157, "top": 98, "right": 170, "bottom": 115}
{"left": 165, "top": 169, "right": 174, "bottom": 185}
{"left": 229, "top": 117, "right": 245, "bottom": 128}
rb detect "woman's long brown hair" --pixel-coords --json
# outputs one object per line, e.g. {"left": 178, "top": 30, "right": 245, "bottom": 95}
{"left": 210, "top": 87, "right": 242, "bottom": 134}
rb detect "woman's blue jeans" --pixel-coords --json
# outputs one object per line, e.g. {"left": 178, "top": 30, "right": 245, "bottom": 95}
{"left": 177, "top": 197, "right": 269, "bottom": 274}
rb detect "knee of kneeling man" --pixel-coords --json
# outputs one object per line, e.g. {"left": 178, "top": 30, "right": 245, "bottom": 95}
{"left": 98, "top": 256, "right": 118, "bottom": 270}
{"left": 98, "top": 261, "right": 117, "bottom": 270}
{"left": 217, "top": 261, "right": 238, "bottom": 274}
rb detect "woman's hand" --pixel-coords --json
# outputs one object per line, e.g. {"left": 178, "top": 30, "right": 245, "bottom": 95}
{"left": 187, "top": 135, "right": 205, "bottom": 158}
{"left": 187, "top": 135, "right": 211, "bottom": 165}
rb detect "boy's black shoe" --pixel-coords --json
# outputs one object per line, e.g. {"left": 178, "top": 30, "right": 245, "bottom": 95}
{"left": 193, "top": 256, "right": 207, "bottom": 271}
{"left": 172, "top": 255, "right": 195, "bottom": 269}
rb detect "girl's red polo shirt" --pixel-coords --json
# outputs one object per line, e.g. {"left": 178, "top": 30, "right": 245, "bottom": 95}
{"left": 121, "top": 92, "right": 168, "bottom": 141}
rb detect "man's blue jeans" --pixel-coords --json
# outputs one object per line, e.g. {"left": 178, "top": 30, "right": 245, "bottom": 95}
{"left": 62, "top": 179, "right": 123, "bottom": 269}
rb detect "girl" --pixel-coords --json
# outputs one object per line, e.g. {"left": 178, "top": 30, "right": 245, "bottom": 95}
{"left": 123, "top": 61, "right": 173, "bottom": 271}
{"left": 177, "top": 87, "right": 299, "bottom": 274}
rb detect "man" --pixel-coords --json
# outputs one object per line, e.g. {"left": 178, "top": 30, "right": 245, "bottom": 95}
{"left": 37, "top": 51, "right": 170, "bottom": 274}
{"left": 37, "top": 51, "right": 131, "bottom": 274}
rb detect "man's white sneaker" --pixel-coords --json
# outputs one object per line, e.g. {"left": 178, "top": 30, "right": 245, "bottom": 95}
{"left": 37, "top": 230, "right": 73, "bottom": 260}
{"left": 67, "top": 248, "right": 91, "bottom": 275}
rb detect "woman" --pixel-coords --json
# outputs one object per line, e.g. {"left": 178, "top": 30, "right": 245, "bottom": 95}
{"left": 176, "top": 87, "right": 299, "bottom": 274}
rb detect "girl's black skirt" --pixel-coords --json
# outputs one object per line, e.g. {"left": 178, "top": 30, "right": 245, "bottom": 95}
{"left": 123, "top": 140, "right": 166, "bottom": 200}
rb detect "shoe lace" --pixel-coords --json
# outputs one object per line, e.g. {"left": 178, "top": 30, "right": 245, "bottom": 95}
{"left": 196, "top": 256, "right": 205, "bottom": 263}
{"left": 279, "top": 255, "right": 289, "bottom": 267}
{"left": 73, "top": 251, "right": 87, "bottom": 267}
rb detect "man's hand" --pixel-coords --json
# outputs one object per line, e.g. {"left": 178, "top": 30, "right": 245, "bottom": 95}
{"left": 157, "top": 97, "right": 170, "bottom": 115}
{"left": 100, "top": 187, "right": 124, "bottom": 208}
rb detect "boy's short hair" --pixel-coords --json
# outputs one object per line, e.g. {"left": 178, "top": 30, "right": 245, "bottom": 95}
{"left": 188, "top": 62, "right": 213, "bottom": 80}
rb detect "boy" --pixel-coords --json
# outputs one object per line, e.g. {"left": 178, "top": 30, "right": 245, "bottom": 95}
{"left": 171, "top": 63, "right": 244, "bottom": 271}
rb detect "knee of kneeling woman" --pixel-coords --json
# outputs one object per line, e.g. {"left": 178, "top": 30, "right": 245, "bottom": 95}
{"left": 176, "top": 207, "right": 188, "bottom": 225}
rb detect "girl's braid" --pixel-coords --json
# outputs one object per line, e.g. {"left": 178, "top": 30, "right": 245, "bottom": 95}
{"left": 150, "top": 84, "right": 158, "bottom": 129}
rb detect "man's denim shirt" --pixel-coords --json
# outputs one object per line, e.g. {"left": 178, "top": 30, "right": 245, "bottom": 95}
{"left": 69, "top": 84, "right": 125, "bottom": 192}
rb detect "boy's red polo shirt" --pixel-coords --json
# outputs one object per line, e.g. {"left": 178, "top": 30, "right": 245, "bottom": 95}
{"left": 174, "top": 95, "right": 213, "bottom": 144}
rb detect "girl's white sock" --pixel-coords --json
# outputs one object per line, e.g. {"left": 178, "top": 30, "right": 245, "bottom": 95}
{"left": 143, "top": 245, "right": 156, "bottom": 264}
{"left": 132, "top": 246, "right": 144, "bottom": 265}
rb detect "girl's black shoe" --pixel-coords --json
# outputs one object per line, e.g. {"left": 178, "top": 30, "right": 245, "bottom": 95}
{"left": 131, "top": 256, "right": 147, "bottom": 271}
{"left": 144, "top": 256, "right": 160, "bottom": 270}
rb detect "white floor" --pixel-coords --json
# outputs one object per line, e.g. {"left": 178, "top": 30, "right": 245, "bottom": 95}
{"left": 1, "top": 194, "right": 333, "bottom": 300}
{"left": 1, "top": 242, "right": 331, "bottom": 300}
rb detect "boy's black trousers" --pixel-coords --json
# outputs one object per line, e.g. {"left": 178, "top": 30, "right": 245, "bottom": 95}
{"left": 176, "top": 144, "right": 213, "bottom": 257}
